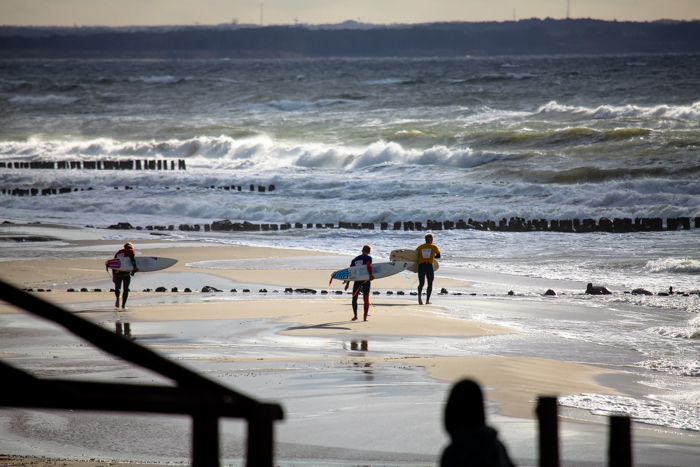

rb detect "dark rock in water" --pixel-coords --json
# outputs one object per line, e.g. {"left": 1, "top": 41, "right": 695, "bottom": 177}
{"left": 67, "top": 288, "right": 76, "bottom": 292}
{"left": 284, "top": 287, "right": 293, "bottom": 293}
{"left": 507, "top": 290, "right": 514, "bottom": 296}
{"left": 386, "top": 291, "right": 394, "bottom": 295}
{"left": 439, "top": 288, "right": 448, "bottom": 295}
{"left": 155, "top": 286, "right": 167, "bottom": 292}
{"left": 586, "top": 283, "right": 612, "bottom": 295}
{"left": 631, "top": 288, "right": 653, "bottom": 295}
{"left": 335, "top": 291, "right": 343, "bottom": 295}
{"left": 201, "top": 286, "right": 222, "bottom": 292}
{"left": 184, "top": 288, "right": 192, "bottom": 292}
{"left": 80, "top": 288, "right": 88, "bottom": 292}
{"left": 243, "top": 289, "right": 250, "bottom": 292}
{"left": 142, "top": 288, "right": 152, "bottom": 292}
{"left": 397, "top": 291, "right": 405, "bottom": 295}
{"left": 230, "top": 289, "right": 237, "bottom": 292}
{"left": 107, "top": 222, "right": 134, "bottom": 230}
{"left": 171, "top": 287, "right": 179, "bottom": 292}
{"left": 657, "top": 292, "right": 669, "bottom": 296}
{"left": 452, "top": 292, "right": 463, "bottom": 295}
{"left": 93, "top": 288, "right": 102, "bottom": 292}
{"left": 373, "top": 291, "right": 380, "bottom": 295}
{"left": 545, "top": 289, "right": 556, "bottom": 296}
{"left": 295, "top": 288, "right": 317, "bottom": 294}
{"left": 321, "top": 290, "right": 328, "bottom": 294}
{"left": 470, "top": 293, "right": 477, "bottom": 296}
{"left": 259, "top": 289, "right": 268, "bottom": 293}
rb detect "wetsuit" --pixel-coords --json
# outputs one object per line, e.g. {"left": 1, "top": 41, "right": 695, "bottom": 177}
{"left": 349, "top": 253, "right": 373, "bottom": 320}
{"left": 416, "top": 242, "right": 441, "bottom": 303}
{"left": 113, "top": 248, "right": 136, "bottom": 308}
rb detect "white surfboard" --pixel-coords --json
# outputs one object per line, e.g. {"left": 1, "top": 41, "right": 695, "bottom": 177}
{"left": 105, "top": 256, "right": 178, "bottom": 272}
{"left": 390, "top": 249, "right": 439, "bottom": 272}
{"left": 331, "top": 261, "right": 413, "bottom": 282}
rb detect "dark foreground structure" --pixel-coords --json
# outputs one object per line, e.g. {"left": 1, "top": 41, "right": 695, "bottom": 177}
{"left": 0, "top": 279, "right": 284, "bottom": 467}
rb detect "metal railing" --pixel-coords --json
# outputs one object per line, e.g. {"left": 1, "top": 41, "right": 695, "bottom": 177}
{"left": 0, "top": 278, "right": 283, "bottom": 467}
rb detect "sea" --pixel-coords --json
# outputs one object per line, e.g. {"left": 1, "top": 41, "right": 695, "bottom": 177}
{"left": 1, "top": 54, "right": 700, "bottom": 445}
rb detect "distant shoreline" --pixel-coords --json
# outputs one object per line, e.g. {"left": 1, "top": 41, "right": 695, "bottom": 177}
{"left": 2, "top": 18, "right": 700, "bottom": 58}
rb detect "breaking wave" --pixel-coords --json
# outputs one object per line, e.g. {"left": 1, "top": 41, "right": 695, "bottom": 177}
{"left": 538, "top": 101, "right": 700, "bottom": 121}
{"left": 559, "top": 393, "right": 700, "bottom": 431}
{"left": 8, "top": 94, "right": 81, "bottom": 105}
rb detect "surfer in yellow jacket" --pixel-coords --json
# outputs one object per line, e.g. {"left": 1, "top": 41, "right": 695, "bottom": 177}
{"left": 416, "top": 233, "right": 440, "bottom": 305}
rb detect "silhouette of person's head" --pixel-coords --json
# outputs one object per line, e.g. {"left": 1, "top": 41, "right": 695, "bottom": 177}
{"left": 444, "top": 379, "right": 486, "bottom": 435}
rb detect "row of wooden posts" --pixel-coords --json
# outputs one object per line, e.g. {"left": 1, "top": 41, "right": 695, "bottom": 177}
{"left": 106, "top": 216, "right": 700, "bottom": 233}
{"left": 0, "top": 159, "right": 187, "bottom": 170}
{"left": 1, "top": 184, "right": 276, "bottom": 196}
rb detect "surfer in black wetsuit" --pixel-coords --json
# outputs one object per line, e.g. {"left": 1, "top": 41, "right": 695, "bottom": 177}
{"left": 113, "top": 242, "right": 138, "bottom": 310}
{"left": 344, "top": 244, "right": 374, "bottom": 321}
{"left": 416, "top": 233, "right": 441, "bottom": 305}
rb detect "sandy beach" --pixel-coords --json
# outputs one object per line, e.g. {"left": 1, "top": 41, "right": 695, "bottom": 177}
{"left": 2, "top": 226, "right": 700, "bottom": 466}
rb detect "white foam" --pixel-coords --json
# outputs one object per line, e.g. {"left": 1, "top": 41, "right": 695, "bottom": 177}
{"left": 130, "top": 75, "right": 187, "bottom": 85}
{"left": 538, "top": 100, "right": 700, "bottom": 121}
{"left": 643, "top": 258, "right": 700, "bottom": 275}
{"left": 559, "top": 393, "right": 700, "bottom": 431}
{"left": 8, "top": 95, "right": 80, "bottom": 105}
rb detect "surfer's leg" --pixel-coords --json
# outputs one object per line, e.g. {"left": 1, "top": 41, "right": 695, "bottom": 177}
{"left": 425, "top": 265, "right": 435, "bottom": 304}
{"left": 417, "top": 264, "right": 426, "bottom": 305}
{"left": 351, "top": 281, "right": 361, "bottom": 319}
{"left": 362, "top": 281, "right": 371, "bottom": 320}
{"left": 122, "top": 275, "right": 131, "bottom": 308}
{"left": 114, "top": 276, "right": 122, "bottom": 308}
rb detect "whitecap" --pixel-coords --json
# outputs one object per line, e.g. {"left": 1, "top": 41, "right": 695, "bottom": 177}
{"left": 130, "top": 75, "right": 185, "bottom": 85}
{"left": 363, "top": 78, "right": 403, "bottom": 85}
{"left": 643, "top": 258, "right": 700, "bottom": 275}
{"left": 8, "top": 94, "right": 80, "bottom": 105}
{"left": 537, "top": 100, "right": 700, "bottom": 121}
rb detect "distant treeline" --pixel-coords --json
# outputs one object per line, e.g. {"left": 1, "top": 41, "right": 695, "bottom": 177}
{"left": 1, "top": 18, "right": 700, "bottom": 58}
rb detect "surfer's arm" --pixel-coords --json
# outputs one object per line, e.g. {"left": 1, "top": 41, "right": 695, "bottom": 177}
{"left": 435, "top": 247, "right": 441, "bottom": 259}
{"left": 130, "top": 255, "right": 139, "bottom": 273}
{"left": 367, "top": 262, "right": 374, "bottom": 281}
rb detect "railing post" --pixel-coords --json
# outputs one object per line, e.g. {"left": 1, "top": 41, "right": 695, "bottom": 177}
{"left": 537, "top": 396, "right": 559, "bottom": 467}
{"left": 609, "top": 416, "right": 632, "bottom": 467}
{"left": 246, "top": 405, "right": 276, "bottom": 467}
{"left": 192, "top": 415, "right": 219, "bottom": 467}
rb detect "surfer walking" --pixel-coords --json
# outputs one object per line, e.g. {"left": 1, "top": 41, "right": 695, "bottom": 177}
{"left": 416, "top": 233, "right": 441, "bottom": 305}
{"left": 345, "top": 244, "right": 374, "bottom": 321}
{"left": 113, "top": 242, "right": 138, "bottom": 310}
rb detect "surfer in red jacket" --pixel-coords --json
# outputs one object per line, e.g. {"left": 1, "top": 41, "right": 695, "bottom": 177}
{"left": 344, "top": 244, "right": 374, "bottom": 321}
{"left": 113, "top": 242, "right": 138, "bottom": 310}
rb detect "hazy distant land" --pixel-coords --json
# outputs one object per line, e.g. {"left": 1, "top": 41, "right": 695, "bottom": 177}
{"left": 1, "top": 18, "right": 699, "bottom": 58}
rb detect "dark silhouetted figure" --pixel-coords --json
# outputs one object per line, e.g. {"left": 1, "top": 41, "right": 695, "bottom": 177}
{"left": 441, "top": 379, "right": 515, "bottom": 467}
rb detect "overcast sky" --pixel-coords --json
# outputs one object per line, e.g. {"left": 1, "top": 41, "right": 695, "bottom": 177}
{"left": 1, "top": 0, "right": 699, "bottom": 27}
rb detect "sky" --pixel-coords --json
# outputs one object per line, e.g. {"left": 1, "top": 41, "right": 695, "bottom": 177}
{"left": 1, "top": 0, "right": 699, "bottom": 27}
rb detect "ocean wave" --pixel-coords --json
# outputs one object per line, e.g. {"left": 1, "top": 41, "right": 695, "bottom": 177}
{"left": 363, "top": 78, "right": 404, "bottom": 85}
{"left": 264, "top": 99, "right": 353, "bottom": 111}
{"left": 643, "top": 258, "right": 700, "bottom": 275}
{"left": 8, "top": 94, "right": 81, "bottom": 105}
{"left": 1, "top": 79, "right": 27, "bottom": 86}
{"left": 129, "top": 75, "right": 188, "bottom": 85}
{"left": 559, "top": 393, "right": 700, "bottom": 430}
{"left": 538, "top": 100, "right": 700, "bottom": 121}
{"left": 0, "top": 135, "right": 520, "bottom": 172}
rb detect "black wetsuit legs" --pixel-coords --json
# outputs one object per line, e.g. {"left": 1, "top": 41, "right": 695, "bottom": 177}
{"left": 417, "top": 262, "right": 435, "bottom": 303}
